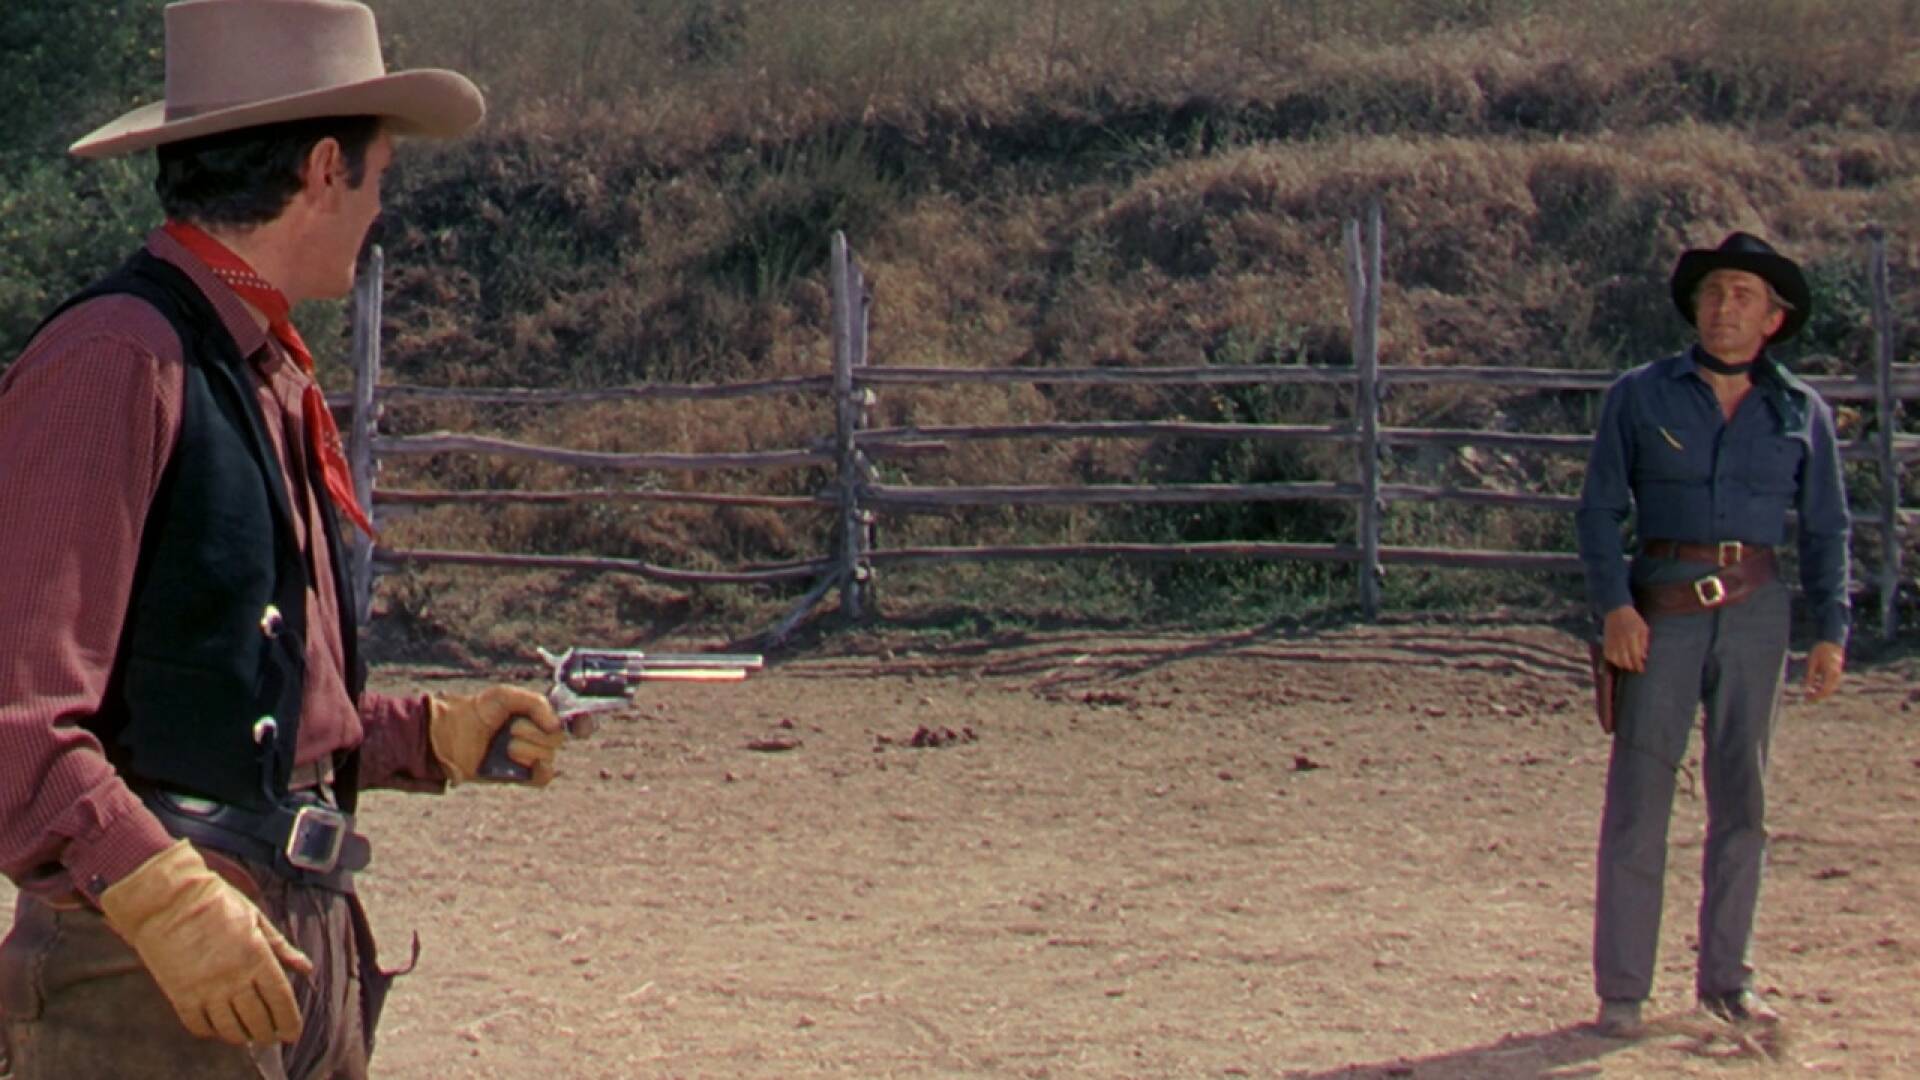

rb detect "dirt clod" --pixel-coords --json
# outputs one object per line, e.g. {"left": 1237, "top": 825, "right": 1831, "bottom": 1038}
{"left": 745, "top": 736, "right": 802, "bottom": 752}
{"left": 906, "top": 725, "right": 976, "bottom": 748}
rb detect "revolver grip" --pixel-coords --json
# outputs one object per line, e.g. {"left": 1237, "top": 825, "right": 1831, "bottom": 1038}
{"left": 477, "top": 717, "right": 534, "bottom": 781}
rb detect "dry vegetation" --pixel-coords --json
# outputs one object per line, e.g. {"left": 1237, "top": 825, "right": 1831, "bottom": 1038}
{"left": 337, "top": 0, "right": 1920, "bottom": 652}
{"left": 15, "top": 1, "right": 1920, "bottom": 649}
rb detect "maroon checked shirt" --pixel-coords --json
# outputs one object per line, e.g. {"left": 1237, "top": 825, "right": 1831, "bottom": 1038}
{"left": 0, "top": 229, "right": 442, "bottom": 904}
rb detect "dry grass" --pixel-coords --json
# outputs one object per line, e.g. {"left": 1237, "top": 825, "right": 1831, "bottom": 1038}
{"left": 339, "top": 0, "right": 1920, "bottom": 643}
{"left": 5, "top": 3, "right": 1914, "bottom": 644}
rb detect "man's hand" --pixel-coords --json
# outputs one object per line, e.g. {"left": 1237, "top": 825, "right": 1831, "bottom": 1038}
{"left": 1804, "top": 641, "right": 1845, "bottom": 702}
{"left": 429, "top": 685, "right": 567, "bottom": 786}
{"left": 1601, "top": 604, "right": 1650, "bottom": 672}
{"left": 99, "top": 839, "right": 312, "bottom": 1046}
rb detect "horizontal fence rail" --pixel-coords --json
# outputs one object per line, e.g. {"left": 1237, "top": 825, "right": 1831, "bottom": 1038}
{"left": 853, "top": 420, "right": 1356, "bottom": 445}
{"left": 347, "top": 375, "right": 834, "bottom": 405}
{"left": 376, "top": 548, "right": 829, "bottom": 585}
{"left": 862, "top": 482, "right": 1358, "bottom": 510}
{"left": 844, "top": 362, "right": 1920, "bottom": 398}
{"left": 343, "top": 222, "right": 1917, "bottom": 644}
{"left": 372, "top": 432, "right": 834, "bottom": 471}
{"left": 860, "top": 542, "right": 1585, "bottom": 573}
{"left": 375, "top": 487, "right": 828, "bottom": 509}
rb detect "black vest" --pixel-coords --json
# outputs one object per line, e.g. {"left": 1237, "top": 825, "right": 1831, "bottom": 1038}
{"left": 37, "top": 250, "right": 365, "bottom": 811}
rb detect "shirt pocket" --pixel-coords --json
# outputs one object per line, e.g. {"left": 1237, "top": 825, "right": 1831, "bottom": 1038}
{"left": 1631, "top": 422, "right": 1711, "bottom": 483}
{"left": 1741, "top": 433, "right": 1806, "bottom": 494}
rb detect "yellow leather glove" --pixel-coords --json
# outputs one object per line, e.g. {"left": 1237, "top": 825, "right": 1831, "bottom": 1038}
{"left": 429, "top": 685, "right": 567, "bottom": 786}
{"left": 99, "top": 839, "right": 312, "bottom": 1046}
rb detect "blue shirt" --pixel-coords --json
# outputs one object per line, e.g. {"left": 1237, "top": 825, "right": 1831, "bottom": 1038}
{"left": 1576, "top": 347, "right": 1851, "bottom": 644}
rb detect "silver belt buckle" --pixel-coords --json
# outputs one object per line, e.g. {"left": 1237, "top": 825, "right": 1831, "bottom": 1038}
{"left": 1693, "top": 574, "right": 1728, "bottom": 608}
{"left": 285, "top": 805, "right": 348, "bottom": 873}
{"left": 1717, "top": 540, "right": 1743, "bottom": 566}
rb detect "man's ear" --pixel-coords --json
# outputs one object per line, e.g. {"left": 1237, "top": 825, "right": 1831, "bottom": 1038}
{"left": 299, "top": 137, "right": 347, "bottom": 206}
{"left": 1764, "top": 306, "right": 1787, "bottom": 338}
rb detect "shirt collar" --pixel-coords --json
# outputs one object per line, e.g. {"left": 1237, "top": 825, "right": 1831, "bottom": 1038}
{"left": 1668, "top": 345, "right": 1810, "bottom": 431}
{"left": 146, "top": 226, "right": 272, "bottom": 361}
{"left": 1662, "top": 348, "right": 1705, "bottom": 380}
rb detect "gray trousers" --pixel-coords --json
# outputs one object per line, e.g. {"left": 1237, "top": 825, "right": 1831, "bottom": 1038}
{"left": 1593, "top": 572, "right": 1790, "bottom": 1003}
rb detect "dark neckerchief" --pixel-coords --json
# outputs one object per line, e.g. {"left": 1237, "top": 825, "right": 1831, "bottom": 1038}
{"left": 1692, "top": 345, "right": 1756, "bottom": 377}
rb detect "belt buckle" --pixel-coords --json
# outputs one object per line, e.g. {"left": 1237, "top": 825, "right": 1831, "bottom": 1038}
{"left": 284, "top": 805, "right": 348, "bottom": 873}
{"left": 1693, "top": 574, "right": 1728, "bottom": 608}
{"left": 1717, "top": 540, "right": 1743, "bottom": 566}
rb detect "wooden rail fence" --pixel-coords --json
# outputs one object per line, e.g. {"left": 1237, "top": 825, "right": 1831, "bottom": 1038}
{"left": 341, "top": 213, "right": 1920, "bottom": 645}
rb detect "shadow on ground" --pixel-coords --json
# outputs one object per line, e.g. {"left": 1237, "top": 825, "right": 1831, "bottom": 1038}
{"left": 1286, "top": 1024, "right": 1617, "bottom": 1079}
{"left": 1290, "top": 1011, "right": 1788, "bottom": 1078}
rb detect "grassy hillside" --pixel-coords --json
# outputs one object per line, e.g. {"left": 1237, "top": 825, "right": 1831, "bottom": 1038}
{"left": 9, "top": 0, "right": 1919, "bottom": 651}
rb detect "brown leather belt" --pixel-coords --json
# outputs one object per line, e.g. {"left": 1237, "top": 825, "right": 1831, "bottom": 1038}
{"left": 137, "top": 787, "right": 367, "bottom": 892}
{"left": 1634, "top": 545, "right": 1776, "bottom": 617}
{"left": 1640, "top": 539, "right": 1769, "bottom": 567}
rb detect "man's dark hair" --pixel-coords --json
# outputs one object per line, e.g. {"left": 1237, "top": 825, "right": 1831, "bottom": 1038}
{"left": 155, "top": 115, "right": 382, "bottom": 228}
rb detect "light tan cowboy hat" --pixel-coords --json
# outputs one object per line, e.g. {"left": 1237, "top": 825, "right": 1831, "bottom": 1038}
{"left": 70, "top": 0, "right": 484, "bottom": 159}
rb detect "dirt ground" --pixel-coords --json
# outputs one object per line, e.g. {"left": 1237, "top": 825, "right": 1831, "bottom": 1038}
{"left": 8, "top": 618, "right": 1919, "bottom": 1078}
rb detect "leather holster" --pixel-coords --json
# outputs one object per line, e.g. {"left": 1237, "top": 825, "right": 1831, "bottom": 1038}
{"left": 1587, "top": 640, "right": 1620, "bottom": 734}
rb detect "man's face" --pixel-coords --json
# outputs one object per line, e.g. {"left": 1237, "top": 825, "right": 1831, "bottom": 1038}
{"left": 1693, "top": 268, "right": 1786, "bottom": 363}
{"left": 304, "top": 128, "right": 392, "bottom": 301}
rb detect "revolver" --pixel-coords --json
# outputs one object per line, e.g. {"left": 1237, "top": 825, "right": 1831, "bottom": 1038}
{"left": 476, "top": 646, "right": 764, "bottom": 781}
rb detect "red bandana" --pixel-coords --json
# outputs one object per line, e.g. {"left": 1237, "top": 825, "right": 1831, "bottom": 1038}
{"left": 162, "top": 219, "right": 376, "bottom": 538}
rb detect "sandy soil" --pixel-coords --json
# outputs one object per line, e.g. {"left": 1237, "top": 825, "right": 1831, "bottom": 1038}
{"left": 7, "top": 618, "right": 1918, "bottom": 1078}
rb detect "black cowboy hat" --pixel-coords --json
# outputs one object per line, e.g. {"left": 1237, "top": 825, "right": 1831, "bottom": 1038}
{"left": 1669, "top": 231, "right": 1811, "bottom": 344}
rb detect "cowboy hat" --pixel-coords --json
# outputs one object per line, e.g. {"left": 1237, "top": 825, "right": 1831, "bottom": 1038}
{"left": 1669, "top": 231, "right": 1812, "bottom": 344}
{"left": 70, "top": 0, "right": 483, "bottom": 159}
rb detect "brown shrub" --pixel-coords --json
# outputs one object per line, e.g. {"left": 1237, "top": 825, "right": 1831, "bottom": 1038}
{"left": 339, "top": 0, "right": 1920, "bottom": 638}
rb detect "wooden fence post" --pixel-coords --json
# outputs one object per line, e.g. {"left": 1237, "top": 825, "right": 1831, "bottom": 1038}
{"left": 831, "top": 231, "right": 867, "bottom": 618}
{"left": 852, "top": 253, "right": 877, "bottom": 600}
{"left": 1345, "top": 202, "right": 1384, "bottom": 619}
{"left": 347, "top": 245, "right": 383, "bottom": 626}
{"left": 1869, "top": 228, "right": 1902, "bottom": 642}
